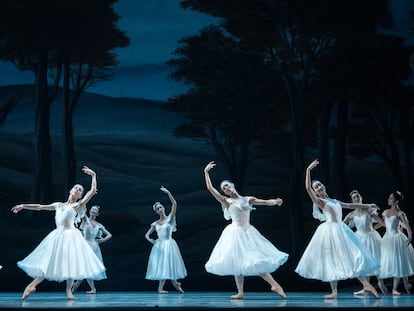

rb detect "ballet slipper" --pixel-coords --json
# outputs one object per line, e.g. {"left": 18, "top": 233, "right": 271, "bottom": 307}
{"left": 173, "top": 282, "right": 184, "bottom": 294}
{"left": 404, "top": 282, "right": 412, "bottom": 294}
{"left": 66, "top": 289, "right": 75, "bottom": 300}
{"left": 378, "top": 281, "right": 388, "bottom": 295}
{"left": 364, "top": 285, "right": 379, "bottom": 298}
{"left": 230, "top": 293, "right": 244, "bottom": 299}
{"left": 353, "top": 289, "right": 368, "bottom": 296}
{"left": 392, "top": 290, "right": 402, "bottom": 296}
{"left": 271, "top": 286, "right": 287, "bottom": 299}
{"left": 158, "top": 290, "right": 168, "bottom": 294}
{"left": 324, "top": 293, "right": 337, "bottom": 299}
{"left": 86, "top": 290, "right": 96, "bottom": 294}
{"left": 22, "top": 286, "right": 36, "bottom": 300}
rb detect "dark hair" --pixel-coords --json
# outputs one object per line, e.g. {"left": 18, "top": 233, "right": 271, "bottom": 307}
{"left": 349, "top": 190, "right": 360, "bottom": 197}
{"left": 393, "top": 191, "right": 404, "bottom": 202}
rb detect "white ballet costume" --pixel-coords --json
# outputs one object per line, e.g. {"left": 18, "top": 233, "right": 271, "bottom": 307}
{"left": 295, "top": 198, "right": 380, "bottom": 282}
{"left": 379, "top": 211, "right": 414, "bottom": 278}
{"left": 145, "top": 215, "right": 187, "bottom": 281}
{"left": 80, "top": 218, "right": 107, "bottom": 279}
{"left": 205, "top": 196, "right": 288, "bottom": 276}
{"left": 346, "top": 211, "right": 382, "bottom": 275}
{"left": 17, "top": 202, "right": 106, "bottom": 282}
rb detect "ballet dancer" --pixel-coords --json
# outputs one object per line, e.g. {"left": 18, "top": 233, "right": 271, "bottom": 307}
{"left": 379, "top": 191, "right": 414, "bottom": 295}
{"left": 72, "top": 205, "right": 112, "bottom": 294}
{"left": 11, "top": 166, "right": 106, "bottom": 300}
{"left": 204, "top": 161, "right": 288, "bottom": 299}
{"left": 295, "top": 159, "right": 380, "bottom": 299}
{"left": 145, "top": 186, "right": 186, "bottom": 293}
{"left": 343, "top": 190, "right": 387, "bottom": 295}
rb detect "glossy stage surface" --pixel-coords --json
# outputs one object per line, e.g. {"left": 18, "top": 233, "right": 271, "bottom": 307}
{"left": 0, "top": 291, "right": 414, "bottom": 310}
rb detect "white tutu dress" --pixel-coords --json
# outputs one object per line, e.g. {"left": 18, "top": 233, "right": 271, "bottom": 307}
{"left": 80, "top": 218, "right": 107, "bottom": 279}
{"left": 346, "top": 210, "right": 382, "bottom": 275}
{"left": 295, "top": 198, "right": 380, "bottom": 282}
{"left": 17, "top": 202, "right": 106, "bottom": 282}
{"left": 205, "top": 196, "right": 288, "bottom": 276}
{"left": 379, "top": 211, "right": 414, "bottom": 278}
{"left": 145, "top": 215, "right": 187, "bottom": 280}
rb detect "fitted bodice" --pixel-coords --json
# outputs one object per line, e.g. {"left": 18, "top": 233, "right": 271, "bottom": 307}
{"left": 154, "top": 222, "right": 174, "bottom": 241}
{"left": 322, "top": 199, "right": 342, "bottom": 223}
{"left": 383, "top": 211, "right": 403, "bottom": 234}
{"left": 352, "top": 213, "right": 374, "bottom": 233}
{"left": 223, "top": 196, "right": 254, "bottom": 229}
{"left": 81, "top": 219, "right": 103, "bottom": 242}
{"left": 54, "top": 202, "right": 77, "bottom": 230}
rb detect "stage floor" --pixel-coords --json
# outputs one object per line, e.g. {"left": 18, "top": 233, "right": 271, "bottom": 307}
{"left": 0, "top": 291, "right": 413, "bottom": 310}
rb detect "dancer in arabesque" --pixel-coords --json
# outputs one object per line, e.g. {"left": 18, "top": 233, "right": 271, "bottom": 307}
{"left": 295, "top": 159, "right": 380, "bottom": 299}
{"left": 343, "top": 189, "right": 387, "bottom": 295}
{"left": 204, "top": 161, "right": 288, "bottom": 299}
{"left": 145, "top": 186, "right": 186, "bottom": 293}
{"left": 72, "top": 205, "right": 112, "bottom": 294}
{"left": 379, "top": 191, "right": 414, "bottom": 295}
{"left": 11, "top": 166, "right": 106, "bottom": 300}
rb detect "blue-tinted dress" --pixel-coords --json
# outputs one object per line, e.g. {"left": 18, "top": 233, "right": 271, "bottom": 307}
{"left": 295, "top": 198, "right": 380, "bottom": 282}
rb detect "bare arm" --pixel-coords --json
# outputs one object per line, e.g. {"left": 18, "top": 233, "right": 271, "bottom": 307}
{"left": 339, "top": 201, "right": 378, "bottom": 210}
{"left": 144, "top": 226, "right": 156, "bottom": 244}
{"left": 11, "top": 202, "right": 56, "bottom": 213}
{"left": 97, "top": 226, "right": 112, "bottom": 244}
{"left": 249, "top": 197, "right": 283, "bottom": 206}
{"left": 372, "top": 213, "right": 385, "bottom": 229}
{"left": 160, "top": 186, "right": 177, "bottom": 219}
{"left": 343, "top": 211, "right": 353, "bottom": 225}
{"left": 400, "top": 213, "right": 412, "bottom": 246}
{"left": 204, "top": 161, "right": 229, "bottom": 208}
{"left": 305, "top": 160, "right": 324, "bottom": 208}
{"left": 75, "top": 166, "right": 97, "bottom": 212}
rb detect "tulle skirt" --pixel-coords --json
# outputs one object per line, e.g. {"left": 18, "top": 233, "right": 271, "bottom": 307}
{"left": 146, "top": 239, "right": 187, "bottom": 280}
{"left": 354, "top": 230, "right": 382, "bottom": 276}
{"left": 295, "top": 222, "right": 380, "bottom": 282}
{"left": 205, "top": 223, "right": 288, "bottom": 276}
{"left": 380, "top": 231, "right": 414, "bottom": 278}
{"left": 18, "top": 228, "right": 106, "bottom": 282}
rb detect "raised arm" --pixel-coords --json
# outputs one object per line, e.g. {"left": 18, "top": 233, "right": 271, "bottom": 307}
{"left": 11, "top": 202, "right": 56, "bottom": 214}
{"left": 305, "top": 160, "right": 324, "bottom": 208}
{"left": 75, "top": 166, "right": 97, "bottom": 212}
{"left": 204, "top": 161, "right": 228, "bottom": 208}
{"left": 160, "top": 186, "right": 177, "bottom": 219}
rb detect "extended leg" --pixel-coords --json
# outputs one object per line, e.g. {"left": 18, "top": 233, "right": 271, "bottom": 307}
{"left": 259, "top": 273, "right": 286, "bottom": 299}
{"left": 171, "top": 280, "right": 184, "bottom": 293}
{"left": 358, "top": 277, "right": 379, "bottom": 298}
{"left": 393, "top": 277, "right": 402, "bottom": 296}
{"left": 22, "top": 277, "right": 44, "bottom": 300}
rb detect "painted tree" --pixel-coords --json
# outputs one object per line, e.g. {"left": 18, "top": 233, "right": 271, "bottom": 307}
{"left": 0, "top": 0, "right": 129, "bottom": 200}
{"left": 168, "top": 25, "right": 285, "bottom": 188}
{"left": 180, "top": 0, "right": 391, "bottom": 255}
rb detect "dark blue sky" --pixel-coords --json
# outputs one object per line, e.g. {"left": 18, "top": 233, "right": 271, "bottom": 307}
{"left": 0, "top": 0, "right": 412, "bottom": 101}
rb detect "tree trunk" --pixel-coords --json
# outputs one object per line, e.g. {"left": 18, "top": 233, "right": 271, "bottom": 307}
{"left": 333, "top": 101, "right": 348, "bottom": 199}
{"left": 319, "top": 102, "right": 333, "bottom": 184}
{"left": 62, "top": 58, "right": 76, "bottom": 194}
{"left": 287, "top": 105, "right": 305, "bottom": 259}
{"left": 32, "top": 49, "right": 52, "bottom": 203}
